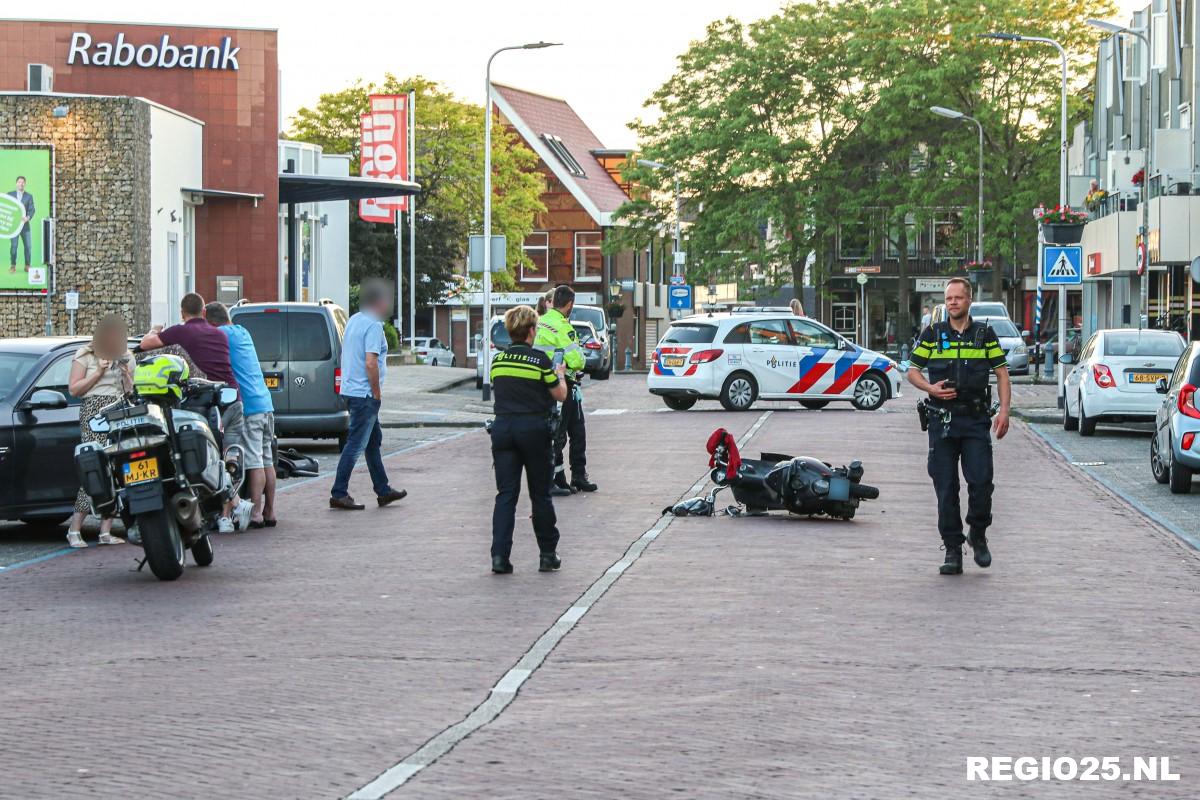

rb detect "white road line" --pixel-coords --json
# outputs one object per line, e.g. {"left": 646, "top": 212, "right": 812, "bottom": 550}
{"left": 590, "top": 408, "right": 628, "bottom": 416}
{"left": 345, "top": 410, "right": 773, "bottom": 799}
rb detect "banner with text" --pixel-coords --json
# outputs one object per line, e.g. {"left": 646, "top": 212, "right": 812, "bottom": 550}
{"left": 359, "top": 94, "right": 409, "bottom": 223}
{"left": 0, "top": 147, "right": 52, "bottom": 292}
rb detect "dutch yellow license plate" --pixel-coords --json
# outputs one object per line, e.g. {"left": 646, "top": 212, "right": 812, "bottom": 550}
{"left": 123, "top": 457, "right": 160, "bottom": 485}
{"left": 265, "top": 376, "right": 281, "bottom": 389}
{"left": 1130, "top": 373, "right": 1160, "bottom": 384}
{"left": 663, "top": 355, "right": 687, "bottom": 368}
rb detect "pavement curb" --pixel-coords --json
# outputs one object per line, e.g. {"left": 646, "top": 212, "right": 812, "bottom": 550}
{"left": 378, "top": 420, "right": 488, "bottom": 429}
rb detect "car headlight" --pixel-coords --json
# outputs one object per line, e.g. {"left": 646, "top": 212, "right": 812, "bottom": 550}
{"left": 1012, "top": 343, "right": 1027, "bottom": 355}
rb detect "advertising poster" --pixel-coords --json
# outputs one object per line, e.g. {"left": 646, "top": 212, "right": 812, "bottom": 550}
{"left": 0, "top": 148, "right": 52, "bottom": 291}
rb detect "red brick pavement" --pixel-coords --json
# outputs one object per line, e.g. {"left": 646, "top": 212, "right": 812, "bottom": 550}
{"left": 402, "top": 405, "right": 1200, "bottom": 799}
{"left": 0, "top": 388, "right": 759, "bottom": 800}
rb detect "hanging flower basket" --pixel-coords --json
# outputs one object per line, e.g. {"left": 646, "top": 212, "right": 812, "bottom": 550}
{"left": 1038, "top": 205, "right": 1088, "bottom": 244}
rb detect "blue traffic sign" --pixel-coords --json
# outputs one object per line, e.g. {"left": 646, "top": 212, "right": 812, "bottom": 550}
{"left": 1043, "top": 245, "right": 1083, "bottom": 286}
{"left": 668, "top": 284, "right": 693, "bottom": 309}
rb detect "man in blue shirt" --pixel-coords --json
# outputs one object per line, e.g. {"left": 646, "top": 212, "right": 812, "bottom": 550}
{"left": 206, "top": 302, "right": 277, "bottom": 529}
{"left": 331, "top": 281, "right": 406, "bottom": 509}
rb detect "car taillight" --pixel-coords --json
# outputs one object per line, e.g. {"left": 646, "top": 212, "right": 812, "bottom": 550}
{"left": 584, "top": 341, "right": 602, "bottom": 351}
{"left": 1178, "top": 384, "right": 1200, "bottom": 419}
{"left": 334, "top": 368, "right": 342, "bottom": 394}
{"left": 689, "top": 349, "right": 724, "bottom": 364}
{"left": 1183, "top": 432, "right": 1196, "bottom": 451}
{"left": 1092, "top": 364, "right": 1116, "bottom": 388}
{"left": 128, "top": 451, "right": 146, "bottom": 460}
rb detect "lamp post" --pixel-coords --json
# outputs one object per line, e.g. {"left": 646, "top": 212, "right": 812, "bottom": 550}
{"left": 482, "top": 41, "right": 562, "bottom": 401}
{"left": 931, "top": 106, "right": 986, "bottom": 293}
{"left": 984, "top": 32, "right": 1069, "bottom": 407}
{"left": 1088, "top": 19, "right": 1152, "bottom": 332}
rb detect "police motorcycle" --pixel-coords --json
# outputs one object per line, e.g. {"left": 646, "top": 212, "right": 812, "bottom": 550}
{"left": 74, "top": 354, "right": 245, "bottom": 581}
{"left": 668, "top": 428, "right": 878, "bottom": 520}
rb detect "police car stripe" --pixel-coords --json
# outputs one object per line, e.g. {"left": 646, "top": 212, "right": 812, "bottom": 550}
{"left": 790, "top": 362, "right": 832, "bottom": 394}
{"left": 825, "top": 363, "right": 868, "bottom": 395}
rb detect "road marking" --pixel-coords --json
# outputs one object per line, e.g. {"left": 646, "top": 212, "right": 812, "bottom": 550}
{"left": 0, "top": 546, "right": 74, "bottom": 573}
{"left": 345, "top": 410, "right": 774, "bottom": 799}
{"left": 590, "top": 408, "right": 627, "bottom": 416}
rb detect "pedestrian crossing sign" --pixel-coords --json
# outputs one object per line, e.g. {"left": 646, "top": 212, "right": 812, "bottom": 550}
{"left": 1043, "top": 245, "right": 1083, "bottom": 286}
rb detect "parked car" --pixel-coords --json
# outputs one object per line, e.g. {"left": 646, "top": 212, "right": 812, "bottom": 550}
{"left": 412, "top": 337, "right": 456, "bottom": 367}
{"left": 230, "top": 300, "right": 349, "bottom": 448}
{"left": 0, "top": 336, "right": 94, "bottom": 526}
{"left": 570, "top": 304, "right": 612, "bottom": 380}
{"left": 930, "top": 300, "right": 1010, "bottom": 326}
{"left": 475, "top": 315, "right": 509, "bottom": 390}
{"left": 974, "top": 316, "right": 1030, "bottom": 375}
{"left": 647, "top": 312, "right": 901, "bottom": 412}
{"left": 573, "top": 321, "right": 607, "bottom": 378}
{"left": 1151, "top": 340, "right": 1200, "bottom": 493}
{"left": 1062, "top": 328, "right": 1186, "bottom": 436}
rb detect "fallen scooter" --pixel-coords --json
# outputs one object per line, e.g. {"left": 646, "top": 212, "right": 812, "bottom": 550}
{"left": 667, "top": 428, "right": 879, "bottom": 520}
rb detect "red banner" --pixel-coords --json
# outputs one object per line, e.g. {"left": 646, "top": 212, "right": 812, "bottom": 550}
{"left": 359, "top": 94, "right": 409, "bottom": 223}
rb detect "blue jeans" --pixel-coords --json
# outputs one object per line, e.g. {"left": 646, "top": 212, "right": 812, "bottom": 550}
{"left": 331, "top": 396, "right": 392, "bottom": 499}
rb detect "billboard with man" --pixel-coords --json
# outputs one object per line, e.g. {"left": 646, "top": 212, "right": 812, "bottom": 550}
{"left": 0, "top": 148, "right": 51, "bottom": 291}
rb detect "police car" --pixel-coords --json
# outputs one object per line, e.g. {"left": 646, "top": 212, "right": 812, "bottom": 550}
{"left": 647, "top": 311, "right": 901, "bottom": 411}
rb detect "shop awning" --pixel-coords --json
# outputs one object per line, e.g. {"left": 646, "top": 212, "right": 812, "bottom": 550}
{"left": 278, "top": 173, "right": 421, "bottom": 205}
{"left": 182, "top": 187, "right": 265, "bottom": 207}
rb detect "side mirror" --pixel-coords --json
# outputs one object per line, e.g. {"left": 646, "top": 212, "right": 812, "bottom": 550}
{"left": 218, "top": 386, "right": 239, "bottom": 406}
{"left": 1058, "top": 353, "right": 1075, "bottom": 365}
{"left": 1021, "top": 330, "right": 1031, "bottom": 339}
{"left": 1156, "top": 378, "right": 1170, "bottom": 394}
{"left": 839, "top": 338, "right": 854, "bottom": 351}
{"left": 20, "top": 389, "right": 69, "bottom": 411}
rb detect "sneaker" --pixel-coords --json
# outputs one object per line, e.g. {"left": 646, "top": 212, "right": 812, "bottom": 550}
{"left": 217, "top": 517, "right": 235, "bottom": 534}
{"left": 66, "top": 530, "right": 87, "bottom": 548}
{"left": 234, "top": 499, "right": 253, "bottom": 532}
{"left": 98, "top": 532, "right": 125, "bottom": 545}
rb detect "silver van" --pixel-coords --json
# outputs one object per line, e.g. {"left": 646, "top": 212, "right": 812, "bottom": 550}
{"left": 230, "top": 300, "right": 349, "bottom": 448}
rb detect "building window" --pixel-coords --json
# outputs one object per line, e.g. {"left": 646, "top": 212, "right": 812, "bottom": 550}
{"left": 522, "top": 232, "right": 549, "bottom": 282}
{"left": 541, "top": 134, "right": 587, "bottom": 177}
{"left": 933, "top": 212, "right": 964, "bottom": 258}
{"left": 1152, "top": 12, "right": 1168, "bottom": 71}
{"left": 1181, "top": 102, "right": 1191, "bottom": 130}
{"left": 838, "top": 220, "right": 870, "bottom": 260}
{"left": 1104, "top": 48, "right": 1115, "bottom": 108}
{"left": 886, "top": 216, "right": 919, "bottom": 260}
{"left": 574, "top": 231, "right": 602, "bottom": 281}
{"left": 1123, "top": 35, "right": 1146, "bottom": 82}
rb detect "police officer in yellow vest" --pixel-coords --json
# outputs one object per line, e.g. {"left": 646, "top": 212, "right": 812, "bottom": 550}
{"left": 907, "top": 277, "right": 1011, "bottom": 575}
{"left": 535, "top": 285, "right": 597, "bottom": 495}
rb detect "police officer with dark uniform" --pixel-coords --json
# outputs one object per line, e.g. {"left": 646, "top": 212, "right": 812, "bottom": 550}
{"left": 488, "top": 305, "right": 569, "bottom": 575}
{"left": 906, "top": 277, "right": 1011, "bottom": 575}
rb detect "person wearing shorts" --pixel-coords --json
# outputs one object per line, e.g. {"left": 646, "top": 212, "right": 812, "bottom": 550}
{"left": 206, "top": 302, "right": 277, "bottom": 529}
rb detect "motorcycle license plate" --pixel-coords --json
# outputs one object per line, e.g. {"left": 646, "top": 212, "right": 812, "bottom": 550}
{"left": 123, "top": 457, "right": 160, "bottom": 485}
{"left": 663, "top": 355, "right": 687, "bottom": 368}
{"left": 1130, "top": 373, "right": 1160, "bottom": 384}
{"left": 264, "top": 375, "right": 281, "bottom": 390}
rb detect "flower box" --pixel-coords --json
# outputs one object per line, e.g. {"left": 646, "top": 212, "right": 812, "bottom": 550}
{"left": 1043, "top": 222, "right": 1085, "bottom": 244}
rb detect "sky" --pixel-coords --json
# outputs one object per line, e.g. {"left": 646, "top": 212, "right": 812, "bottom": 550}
{"left": 33, "top": 0, "right": 1148, "bottom": 150}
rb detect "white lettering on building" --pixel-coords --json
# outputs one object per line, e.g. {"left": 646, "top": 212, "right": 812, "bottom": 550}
{"left": 66, "top": 32, "right": 240, "bottom": 71}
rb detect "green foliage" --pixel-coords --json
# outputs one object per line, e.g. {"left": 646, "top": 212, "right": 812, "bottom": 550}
{"left": 288, "top": 75, "right": 546, "bottom": 309}
{"left": 382, "top": 320, "right": 400, "bottom": 351}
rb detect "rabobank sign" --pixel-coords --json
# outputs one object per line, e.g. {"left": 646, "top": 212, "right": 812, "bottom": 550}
{"left": 67, "top": 32, "right": 240, "bottom": 71}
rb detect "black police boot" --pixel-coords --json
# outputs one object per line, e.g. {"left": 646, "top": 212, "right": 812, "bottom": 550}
{"left": 939, "top": 544, "right": 963, "bottom": 575}
{"left": 539, "top": 552, "right": 561, "bottom": 572}
{"left": 551, "top": 472, "right": 573, "bottom": 497}
{"left": 571, "top": 473, "right": 598, "bottom": 493}
{"left": 492, "top": 555, "right": 514, "bottom": 574}
{"left": 967, "top": 529, "right": 992, "bottom": 568}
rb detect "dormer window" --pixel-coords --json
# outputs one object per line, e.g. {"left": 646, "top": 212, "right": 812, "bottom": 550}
{"left": 541, "top": 134, "right": 587, "bottom": 177}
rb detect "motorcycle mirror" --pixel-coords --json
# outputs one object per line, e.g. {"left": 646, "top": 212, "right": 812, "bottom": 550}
{"left": 88, "top": 416, "right": 111, "bottom": 434}
{"left": 218, "top": 386, "right": 239, "bottom": 406}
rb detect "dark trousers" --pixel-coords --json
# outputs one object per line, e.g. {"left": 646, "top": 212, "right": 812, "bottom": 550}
{"left": 10, "top": 227, "right": 31, "bottom": 267}
{"left": 332, "top": 396, "right": 392, "bottom": 498}
{"left": 491, "top": 415, "right": 560, "bottom": 559}
{"left": 927, "top": 412, "right": 994, "bottom": 547}
{"left": 553, "top": 384, "right": 586, "bottom": 481}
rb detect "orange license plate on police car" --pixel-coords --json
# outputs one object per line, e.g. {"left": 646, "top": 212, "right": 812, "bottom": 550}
{"left": 663, "top": 355, "right": 687, "bottom": 368}
{"left": 123, "top": 457, "right": 160, "bottom": 485}
{"left": 1130, "top": 373, "right": 1159, "bottom": 384}
{"left": 264, "top": 375, "right": 281, "bottom": 389}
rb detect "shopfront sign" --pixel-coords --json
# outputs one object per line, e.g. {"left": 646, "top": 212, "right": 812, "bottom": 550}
{"left": 1087, "top": 253, "right": 1102, "bottom": 275}
{"left": 67, "top": 32, "right": 240, "bottom": 70}
{"left": 360, "top": 94, "right": 410, "bottom": 222}
{"left": 844, "top": 265, "right": 881, "bottom": 275}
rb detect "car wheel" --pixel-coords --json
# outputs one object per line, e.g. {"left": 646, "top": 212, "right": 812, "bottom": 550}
{"left": 431, "top": 358, "right": 438, "bottom": 367}
{"left": 1169, "top": 457, "right": 1192, "bottom": 494}
{"left": 1078, "top": 395, "right": 1096, "bottom": 436}
{"left": 851, "top": 373, "right": 887, "bottom": 411}
{"left": 719, "top": 372, "right": 757, "bottom": 411}
{"left": 663, "top": 395, "right": 697, "bottom": 411}
{"left": 451, "top": 357, "right": 457, "bottom": 368}
{"left": 1150, "top": 435, "right": 1170, "bottom": 484}
{"left": 1063, "top": 395, "right": 1079, "bottom": 431}
{"left": 800, "top": 400, "right": 830, "bottom": 410}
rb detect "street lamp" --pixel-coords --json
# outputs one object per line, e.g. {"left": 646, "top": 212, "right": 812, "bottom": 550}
{"left": 930, "top": 106, "right": 986, "bottom": 287}
{"left": 983, "top": 31, "right": 1069, "bottom": 407}
{"left": 1087, "top": 18, "right": 1153, "bottom": 332}
{"left": 482, "top": 41, "right": 562, "bottom": 401}
{"left": 638, "top": 158, "right": 682, "bottom": 278}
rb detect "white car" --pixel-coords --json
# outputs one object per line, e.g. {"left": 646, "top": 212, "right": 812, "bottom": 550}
{"left": 412, "top": 337, "right": 456, "bottom": 367}
{"left": 1063, "top": 328, "right": 1186, "bottom": 436}
{"left": 647, "top": 312, "right": 902, "bottom": 411}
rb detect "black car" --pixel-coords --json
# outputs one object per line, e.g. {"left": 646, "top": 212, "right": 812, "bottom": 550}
{"left": 0, "top": 337, "right": 96, "bottom": 525}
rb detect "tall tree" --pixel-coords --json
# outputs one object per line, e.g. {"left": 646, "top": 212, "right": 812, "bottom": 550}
{"left": 288, "top": 75, "right": 545, "bottom": 308}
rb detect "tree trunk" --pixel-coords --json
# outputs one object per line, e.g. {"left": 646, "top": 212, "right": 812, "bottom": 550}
{"left": 896, "top": 216, "right": 912, "bottom": 348}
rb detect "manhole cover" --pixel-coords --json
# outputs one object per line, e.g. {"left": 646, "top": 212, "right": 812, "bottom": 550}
{"left": 1071, "top": 461, "right": 1106, "bottom": 467}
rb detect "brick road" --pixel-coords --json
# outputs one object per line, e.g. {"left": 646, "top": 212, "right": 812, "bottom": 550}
{"left": 2, "top": 376, "right": 1197, "bottom": 799}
